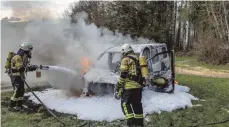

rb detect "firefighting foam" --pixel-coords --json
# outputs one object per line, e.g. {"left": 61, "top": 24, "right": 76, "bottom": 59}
{"left": 25, "top": 84, "right": 198, "bottom": 122}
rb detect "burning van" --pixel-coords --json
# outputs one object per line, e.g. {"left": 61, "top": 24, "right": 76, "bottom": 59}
{"left": 81, "top": 43, "right": 175, "bottom": 96}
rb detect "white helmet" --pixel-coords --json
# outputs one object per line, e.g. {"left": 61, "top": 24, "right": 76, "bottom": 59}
{"left": 20, "top": 42, "right": 33, "bottom": 51}
{"left": 121, "top": 43, "right": 133, "bottom": 55}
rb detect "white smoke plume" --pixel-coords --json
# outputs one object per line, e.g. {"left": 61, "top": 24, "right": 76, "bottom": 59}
{"left": 1, "top": 10, "right": 152, "bottom": 93}
{"left": 1, "top": 1, "right": 53, "bottom": 21}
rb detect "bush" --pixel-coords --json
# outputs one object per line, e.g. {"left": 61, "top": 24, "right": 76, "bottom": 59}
{"left": 195, "top": 36, "right": 229, "bottom": 65}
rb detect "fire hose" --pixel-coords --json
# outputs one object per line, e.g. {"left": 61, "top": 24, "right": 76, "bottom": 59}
{"left": 186, "top": 111, "right": 229, "bottom": 127}
{"left": 22, "top": 66, "right": 89, "bottom": 127}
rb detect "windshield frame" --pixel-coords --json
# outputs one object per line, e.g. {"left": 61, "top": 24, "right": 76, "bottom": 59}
{"left": 95, "top": 51, "right": 123, "bottom": 71}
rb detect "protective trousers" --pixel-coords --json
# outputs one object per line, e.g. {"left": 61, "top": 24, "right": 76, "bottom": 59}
{"left": 10, "top": 76, "right": 25, "bottom": 108}
{"left": 9, "top": 75, "right": 15, "bottom": 90}
{"left": 121, "top": 88, "right": 144, "bottom": 127}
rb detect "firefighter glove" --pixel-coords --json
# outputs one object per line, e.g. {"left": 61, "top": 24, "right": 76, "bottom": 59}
{"left": 27, "top": 65, "right": 38, "bottom": 71}
{"left": 114, "top": 92, "right": 121, "bottom": 100}
{"left": 114, "top": 87, "right": 123, "bottom": 100}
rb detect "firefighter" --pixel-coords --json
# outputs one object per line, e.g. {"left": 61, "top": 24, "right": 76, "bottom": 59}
{"left": 8, "top": 42, "right": 38, "bottom": 112}
{"left": 114, "top": 43, "right": 144, "bottom": 127}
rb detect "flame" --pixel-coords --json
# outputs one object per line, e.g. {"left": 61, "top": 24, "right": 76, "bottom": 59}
{"left": 80, "top": 57, "right": 90, "bottom": 77}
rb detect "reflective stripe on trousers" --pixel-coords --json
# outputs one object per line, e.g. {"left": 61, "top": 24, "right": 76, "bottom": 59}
{"left": 11, "top": 73, "right": 21, "bottom": 76}
{"left": 10, "top": 76, "right": 25, "bottom": 102}
{"left": 122, "top": 102, "right": 134, "bottom": 119}
{"left": 135, "top": 114, "right": 144, "bottom": 119}
{"left": 10, "top": 89, "right": 18, "bottom": 101}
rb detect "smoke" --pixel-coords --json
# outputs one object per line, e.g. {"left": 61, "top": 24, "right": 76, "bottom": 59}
{"left": 1, "top": 10, "right": 152, "bottom": 92}
{"left": 24, "top": 11, "right": 151, "bottom": 67}
{"left": 1, "top": 1, "right": 53, "bottom": 21}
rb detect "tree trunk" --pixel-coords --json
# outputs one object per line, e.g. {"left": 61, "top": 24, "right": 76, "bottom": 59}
{"left": 179, "top": 2, "right": 185, "bottom": 50}
{"left": 206, "top": 4, "right": 219, "bottom": 39}
{"left": 223, "top": 1, "right": 229, "bottom": 43}
{"left": 176, "top": 21, "right": 181, "bottom": 49}
{"left": 174, "top": 1, "right": 179, "bottom": 50}
{"left": 209, "top": 3, "right": 223, "bottom": 40}
{"left": 183, "top": 1, "right": 190, "bottom": 51}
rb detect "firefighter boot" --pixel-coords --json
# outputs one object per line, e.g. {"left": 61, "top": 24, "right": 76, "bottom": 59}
{"left": 9, "top": 100, "right": 16, "bottom": 107}
{"left": 126, "top": 118, "right": 136, "bottom": 127}
{"left": 135, "top": 118, "right": 144, "bottom": 127}
{"left": 8, "top": 100, "right": 20, "bottom": 112}
{"left": 17, "top": 100, "right": 30, "bottom": 113}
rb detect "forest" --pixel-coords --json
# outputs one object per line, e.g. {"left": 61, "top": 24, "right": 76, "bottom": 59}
{"left": 66, "top": 1, "right": 229, "bottom": 65}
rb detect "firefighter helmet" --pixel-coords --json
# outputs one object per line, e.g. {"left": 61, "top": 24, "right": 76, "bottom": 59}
{"left": 20, "top": 42, "right": 33, "bottom": 51}
{"left": 121, "top": 43, "right": 133, "bottom": 55}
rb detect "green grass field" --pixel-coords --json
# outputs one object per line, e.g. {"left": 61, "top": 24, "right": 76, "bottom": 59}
{"left": 175, "top": 56, "right": 229, "bottom": 72}
{"left": 1, "top": 74, "right": 229, "bottom": 127}
{"left": 146, "top": 75, "right": 229, "bottom": 127}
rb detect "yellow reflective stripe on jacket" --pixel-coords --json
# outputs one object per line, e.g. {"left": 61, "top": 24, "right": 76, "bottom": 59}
{"left": 135, "top": 114, "right": 144, "bottom": 118}
{"left": 124, "top": 79, "right": 142, "bottom": 89}
{"left": 118, "top": 77, "right": 125, "bottom": 87}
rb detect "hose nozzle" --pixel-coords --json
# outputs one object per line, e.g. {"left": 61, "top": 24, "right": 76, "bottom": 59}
{"left": 40, "top": 65, "right": 49, "bottom": 70}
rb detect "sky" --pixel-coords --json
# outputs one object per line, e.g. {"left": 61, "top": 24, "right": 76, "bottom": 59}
{"left": 0, "top": 0, "right": 77, "bottom": 20}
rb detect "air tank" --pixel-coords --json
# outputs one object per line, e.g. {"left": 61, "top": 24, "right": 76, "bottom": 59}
{"left": 139, "top": 56, "right": 148, "bottom": 78}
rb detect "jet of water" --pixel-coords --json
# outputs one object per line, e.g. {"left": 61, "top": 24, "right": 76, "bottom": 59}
{"left": 42, "top": 65, "right": 85, "bottom": 94}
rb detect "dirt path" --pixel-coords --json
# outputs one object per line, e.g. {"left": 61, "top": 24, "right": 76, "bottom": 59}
{"left": 176, "top": 67, "right": 229, "bottom": 78}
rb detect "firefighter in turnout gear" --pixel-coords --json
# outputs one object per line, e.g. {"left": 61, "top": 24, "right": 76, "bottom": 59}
{"left": 7, "top": 42, "right": 38, "bottom": 112}
{"left": 115, "top": 43, "right": 144, "bottom": 127}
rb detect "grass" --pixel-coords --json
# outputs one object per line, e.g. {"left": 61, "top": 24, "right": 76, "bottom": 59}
{"left": 175, "top": 56, "right": 229, "bottom": 72}
{"left": 1, "top": 74, "right": 229, "bottom": 127}
{"left": 146, "top": 74, "right": 229, "bottom": 127}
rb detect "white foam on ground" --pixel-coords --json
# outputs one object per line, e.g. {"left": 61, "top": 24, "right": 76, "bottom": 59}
{"left": 26, "top": 85, "right": 198, "bottom": 122}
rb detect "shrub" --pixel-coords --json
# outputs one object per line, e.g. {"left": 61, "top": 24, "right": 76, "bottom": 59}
{"left": 195, "top": 35, "right": 229, "bottom": 65}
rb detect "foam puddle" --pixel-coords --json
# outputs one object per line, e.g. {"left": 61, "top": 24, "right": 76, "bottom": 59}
{"left": 26, "top": 84, "right": 198, "bottom": 122}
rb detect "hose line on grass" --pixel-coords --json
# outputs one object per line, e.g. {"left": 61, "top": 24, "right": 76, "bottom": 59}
{"left": 187, "top": 118, "right": 229, "bottom": 127}
{"left": 186, "top": 109, "right": 229, "bottom": 127}
{"left": 23, "top": 79, "right": 88, "bottom": 127}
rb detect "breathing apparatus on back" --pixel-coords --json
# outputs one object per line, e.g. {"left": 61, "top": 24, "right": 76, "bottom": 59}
{"left": 121, "top": 44, "right": 149, "bottom": 85}
{"left": 4, "top": 42, "right": 39, "bottom": 76}
{"left": 5, "top": 52, "right": 16, "bottom": 71}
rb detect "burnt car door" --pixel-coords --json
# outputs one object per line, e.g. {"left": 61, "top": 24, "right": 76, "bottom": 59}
{"left": 146, "top": 49, "right": 175, "bottom": 93}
